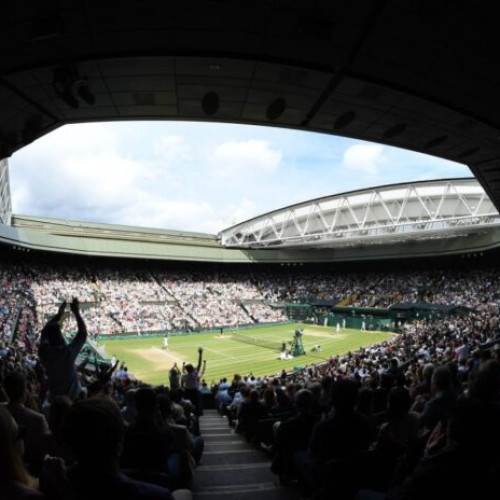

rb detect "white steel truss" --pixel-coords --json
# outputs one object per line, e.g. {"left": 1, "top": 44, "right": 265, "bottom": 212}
{"left": 219, "top": 179, "right": 500, "bottom": 249}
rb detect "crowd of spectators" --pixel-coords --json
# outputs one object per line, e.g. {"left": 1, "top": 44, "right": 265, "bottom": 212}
{"left": 1, "top": 298, "right": 202, "bottom": 499}
{"left": 0, "top": 267, "right": 37, "bottom": 347}
{"left": 2, "top": 262, "right": 500, "bottom": 343}
{"left": 212, "top": 309, "right": 500, "bottom": 498}
{"left": 1, "top": 257, "right": 500, "bottom": 498}
{"left": 20, "top": 265, "right": 294, "bottom": 337}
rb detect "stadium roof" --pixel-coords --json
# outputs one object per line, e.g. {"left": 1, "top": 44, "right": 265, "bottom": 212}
{"left": 3, "top": 178, "right": 500, "bottom": 262}
{"left": 220, "top": 178, "right": 500, "bottom": 248}
{"left": 1, "top": 1, "right": 500, "bottom": 214}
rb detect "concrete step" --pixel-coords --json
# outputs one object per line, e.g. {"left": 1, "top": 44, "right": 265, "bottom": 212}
{"left": 192, "top": 409, "right": 296, "bottom": 500}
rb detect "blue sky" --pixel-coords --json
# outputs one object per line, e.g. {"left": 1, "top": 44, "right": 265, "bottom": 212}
{"left": 9, "top": 121, "right": 471, "bottom": 234}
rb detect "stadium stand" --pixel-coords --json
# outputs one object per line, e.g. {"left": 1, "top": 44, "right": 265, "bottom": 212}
{"left": 1, "top": 248, "right": 500, "bottom": 498}
{"left": 3, "top": 2, "right": 500, "bottom": 498}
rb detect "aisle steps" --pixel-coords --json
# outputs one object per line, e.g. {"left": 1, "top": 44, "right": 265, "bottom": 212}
{"left": 192, "top": 410, "right": 299, "bottom": 500}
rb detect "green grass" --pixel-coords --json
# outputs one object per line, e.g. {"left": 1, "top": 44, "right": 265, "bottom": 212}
{"left": 102, "top": 323, "right": 393, "bottom": 386}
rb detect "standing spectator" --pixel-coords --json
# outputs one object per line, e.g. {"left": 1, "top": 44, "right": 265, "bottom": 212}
{"left": 38, "top": 298, "right": 87, "bottom": 404}
{"left": 181, "top": 349, "right": 205, "bottom": 416}
{"left": 169, "top": 364, "right": 181, "bottom": 390}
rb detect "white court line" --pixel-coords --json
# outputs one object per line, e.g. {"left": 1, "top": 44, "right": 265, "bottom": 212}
{"left": 197, "top": 344, "right": 233, "bottom": 359}
{"left": 151, "top": 346, "right": 184, "bottom": 365}
{"left": 207, "top": 351, "right": 284, "bottom": 367}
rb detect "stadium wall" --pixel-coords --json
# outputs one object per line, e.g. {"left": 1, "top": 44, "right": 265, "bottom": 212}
{"left": 95, "top": 320, "right": 295, "bottom": 340}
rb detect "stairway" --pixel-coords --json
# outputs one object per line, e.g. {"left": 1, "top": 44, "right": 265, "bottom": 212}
{"left": 240, "top": 302, "right": 257, "bottom": 323}
{"left": 192, "top": 410, "right": 299, "bottom": 500}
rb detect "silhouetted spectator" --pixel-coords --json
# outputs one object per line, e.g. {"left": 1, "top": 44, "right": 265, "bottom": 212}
{"left": 309, "top": 379, "right": 371, "bottom": 465}
{"left": 38, "top": 298, "right": 87, "bottom": 402}
{"left": 237, "top": 389, "right": 269, "bottom": 441}
{"left": 0, "top": 404, "right": 46, "bottom": 499}
{"left": 41, "top": 398, "right": 189, "bottom": 499}
{"left": 121, "top": 388, "right": 174, "bottom": 475}
{"left": 4, "top": 371, "right": 50, "bottom": 471}
{"left": 271, "top": 389, "right": 319, "bottom": 483}
{"left": 390, "top": 399, "right": 500, "bottom": 499}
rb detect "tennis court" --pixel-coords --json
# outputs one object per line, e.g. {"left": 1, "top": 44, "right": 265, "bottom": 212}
{"left": 102, "top": 323, "right": 393, "bottom": 386}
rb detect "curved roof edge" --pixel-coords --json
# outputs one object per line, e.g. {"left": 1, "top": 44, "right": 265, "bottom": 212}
{"left": 219, "top": 178, "right": 500, "bottom": 249}
{"left": 220, "top": 177, "right": 476, "bottom": 233}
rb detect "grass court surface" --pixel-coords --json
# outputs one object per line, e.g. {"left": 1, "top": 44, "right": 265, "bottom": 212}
{"left": 102, "top": 323, "right": 393, "bottom": 386}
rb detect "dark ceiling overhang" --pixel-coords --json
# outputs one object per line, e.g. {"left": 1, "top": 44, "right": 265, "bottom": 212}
{"left": 1, "top": 1, "right": 500, "bottom": 209}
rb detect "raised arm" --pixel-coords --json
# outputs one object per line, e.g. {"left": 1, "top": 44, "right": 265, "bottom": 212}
{"left": 55, "top": 300, "right": 67, "bottom": 321}
{"left": 69, "top": 297, "right": 87, "bottom": 354}
{"left": 196, "top": 347, "right": 203, "bottom": 372}
{"left": 45, "top": 300, "right": 67, "bottom": 326}
{"left": 200, "top": 359, "right": 207, "bottom": 377}
{"left": 95, "top": 356, "right": 119, "bottom": 384}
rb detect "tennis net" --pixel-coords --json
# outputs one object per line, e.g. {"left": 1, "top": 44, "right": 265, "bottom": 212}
{"left": 232, "top": 332, "right": 284, "bottom": 351}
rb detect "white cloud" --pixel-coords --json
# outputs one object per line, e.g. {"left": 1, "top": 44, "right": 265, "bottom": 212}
{"left": 209, "top": 140, "right": 282, "bottom": 177}
{"left": 8, "top": 122, "right": 470, "bottom": 234}
{"left": 153, "top": 135, "right": 192, "bottom": 167}
{"left": 341, "top": 144, "right": 386, "bottom": 174}
{"left": 12, "top": 154, "right": 144, "bottom": 214}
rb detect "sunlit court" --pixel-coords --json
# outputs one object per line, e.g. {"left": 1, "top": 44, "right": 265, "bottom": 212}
{"left": 102, "top": 323, "right": 393, "bottom": 385}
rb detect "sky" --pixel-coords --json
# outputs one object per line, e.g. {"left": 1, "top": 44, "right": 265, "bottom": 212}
{"left": 8, "top": 121, "right": 472, "bottom": 234}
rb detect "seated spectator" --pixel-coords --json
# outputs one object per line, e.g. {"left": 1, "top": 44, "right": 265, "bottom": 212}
{"left": 0, "top": 404, "right": 46, "bottom": 499}
{"left": 305, "top": 379, "right": 372, "bottom": 496}
{"left": 368, "top": 387, "right": 419, "bottom": 491}
{"left": 44, "top": 396, "right": 72, "bottom": 465}
{"left": 41, "top": 397, "right": 190, "bottom": 500}
{"left": 224, "top": 384, "right": 248, "bottom": 427}
{"left": 4, "top": 372, "right": 50, "bottom": 472}
{"left": 468, "top": 359, "right": 500, "bottom": 402}
{"left": 309, "top": 379, "right": 372, "bottom": 464}
{"left": 389, "top": 399, "right": 500, "bottom": 499}
{"left": 121, "top": 388, "right": 174, "bottom": 475}
{"left": 261, "top": 387, "right": 277, "bottom": 412}
{"left": 412, "top": 363, "right": 435, "bottom": 399}
{"left": 271, "top": 389, "right": 319, "bottom": 483}
{"left": 169, "top": 389, "right": 196, "bottom": 433}
{"left": 237, "top": 389, "right": 269, "bottom": 441}
{"left": 270, "top": 387, "right": 295, "bottom": 419}
{"left": 121, "top": 388, "right": 138, "bottom": 425}
{"left": 158, "top": 394, "right": 204, "bottom": 468}
{"left": 412, "top": 366, "right": 456, "bottom": 436}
